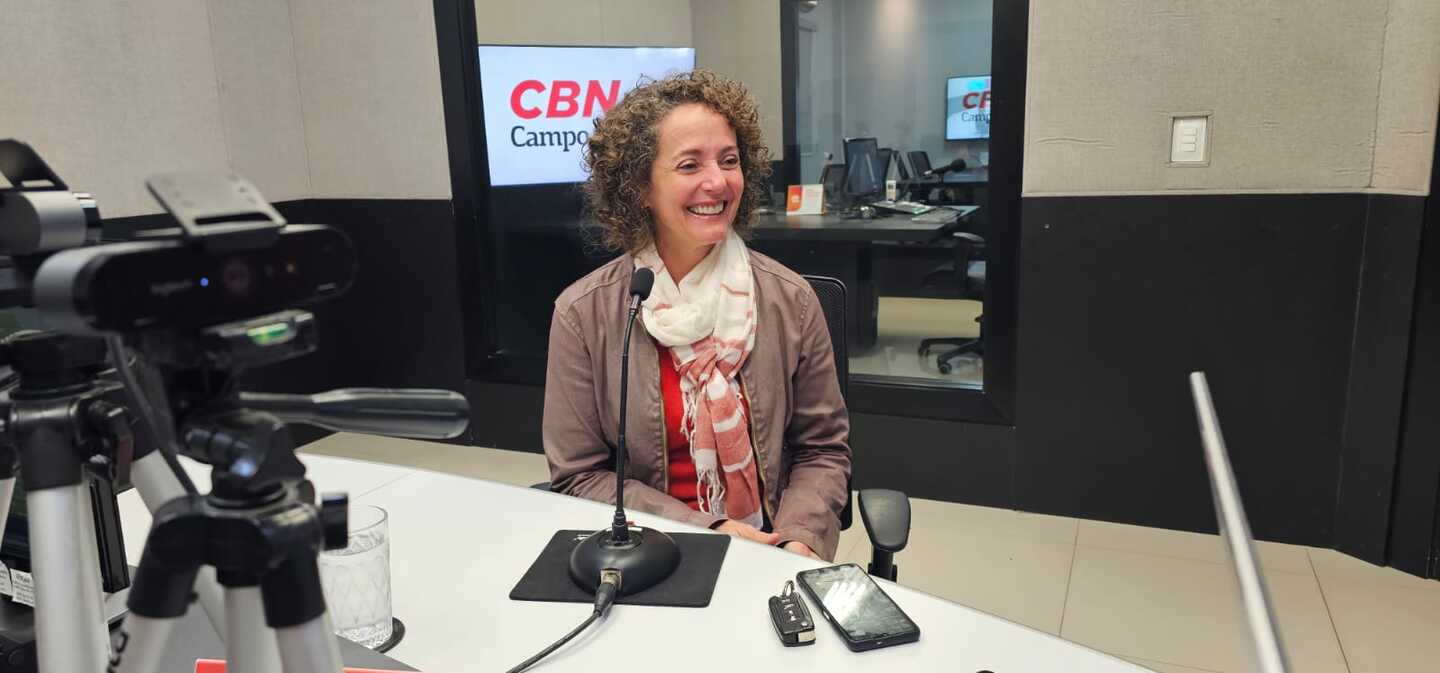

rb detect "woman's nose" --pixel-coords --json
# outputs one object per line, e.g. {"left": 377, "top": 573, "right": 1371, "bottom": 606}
{"left": 699, "top": 162, "right": 726, "bottom": 191}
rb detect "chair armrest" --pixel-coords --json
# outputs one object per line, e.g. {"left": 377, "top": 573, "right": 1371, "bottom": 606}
{"left": 858, "top": 489, "right": 911, "bottom": 553}
{"left": 952, "top": 231, "right": 986, "bottom": 246}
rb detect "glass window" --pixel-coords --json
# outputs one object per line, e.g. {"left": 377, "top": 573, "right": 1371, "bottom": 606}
{"left": 762, "top": 0, "right": 994, "bottom": 390}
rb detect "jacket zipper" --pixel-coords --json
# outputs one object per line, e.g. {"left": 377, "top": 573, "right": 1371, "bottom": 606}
{"left": 738, "top": 372, "right": 775, "bottom": 525}
{"left": 659, "top": 360, "right": 669, "bottom": 494}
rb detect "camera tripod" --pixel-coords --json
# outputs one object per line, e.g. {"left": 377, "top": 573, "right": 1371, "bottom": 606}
{"left": 0, "top": 321, "right": 467, "bottom": 673}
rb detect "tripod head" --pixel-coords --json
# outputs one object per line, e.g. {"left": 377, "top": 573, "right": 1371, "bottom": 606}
{"left": 0, "top": 331, "right": 138, "bottom": 487}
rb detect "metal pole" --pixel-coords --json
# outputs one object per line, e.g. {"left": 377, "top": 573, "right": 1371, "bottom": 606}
{"left": 224, "top": 586, "right": 283, "bottom": 673}
{"left": 27, "top": 484, "right": 110, "bottom": 673}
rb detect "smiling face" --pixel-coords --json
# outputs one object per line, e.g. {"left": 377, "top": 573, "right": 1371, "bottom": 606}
{"left": 645, "top": 103, "right": 745, "bottom": 262}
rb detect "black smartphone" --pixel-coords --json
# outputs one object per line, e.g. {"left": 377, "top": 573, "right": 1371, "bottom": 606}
{"left": 795, "top": 563, "right": 920, "bottom": 652}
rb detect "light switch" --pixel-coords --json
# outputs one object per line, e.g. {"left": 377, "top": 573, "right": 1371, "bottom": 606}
{"left": 1170, "top": 116, "right": 1209, "bottom": 163}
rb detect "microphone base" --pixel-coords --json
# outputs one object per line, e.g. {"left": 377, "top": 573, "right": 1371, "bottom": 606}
{"left": 568, "top": 526, "right": 681, "bottom": 596}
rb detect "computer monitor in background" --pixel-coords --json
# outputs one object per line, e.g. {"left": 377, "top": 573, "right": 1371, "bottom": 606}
{"left": 843, "top": 137, "right": 883, "bottom": 201}
{"left": 1189, "top": 372, "right": 1292, "bottom": 673}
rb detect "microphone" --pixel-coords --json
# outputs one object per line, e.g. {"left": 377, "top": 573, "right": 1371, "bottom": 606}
{"left": 568, "top": 267, "right": 680, "bottom": 596}
{"left": 924, "top": 157, "right": 968, "bottom": 176}
{"left": 611, "top": 267, "right": 653, "bottom": 540}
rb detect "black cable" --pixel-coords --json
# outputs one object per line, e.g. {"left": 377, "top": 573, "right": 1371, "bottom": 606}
{"left": 105, "top": 336, "right": 199, "bottom": 496}
{"left": 505, "top": 570, "right": 621, "bottom": 673}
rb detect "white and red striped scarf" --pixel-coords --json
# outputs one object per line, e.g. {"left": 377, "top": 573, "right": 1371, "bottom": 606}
{"left": 636, "top": 230, "right": 762, "bottom": 528}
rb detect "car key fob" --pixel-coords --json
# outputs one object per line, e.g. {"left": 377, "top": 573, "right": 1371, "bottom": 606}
{"left": 769, "top": 580, "right": 816, "bottom": 646}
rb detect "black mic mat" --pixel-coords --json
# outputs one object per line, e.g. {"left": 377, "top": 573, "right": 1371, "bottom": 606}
{"left": 509, "top": 530, "right": 730, "bottom": 608}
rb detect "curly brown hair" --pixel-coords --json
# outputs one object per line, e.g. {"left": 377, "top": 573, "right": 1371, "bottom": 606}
{"left": 583, "top": 69, "right": 773, "bottom": 253}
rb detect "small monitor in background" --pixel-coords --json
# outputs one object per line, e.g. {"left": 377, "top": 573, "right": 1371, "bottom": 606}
{"left": 908, "top": 150, "right": 933, "bottom": 177}
{"left": 946, "top": 75, "right": 991, "bottom": 140}
{"left": 843, "top": 137, "right": 883, "bottom": 202}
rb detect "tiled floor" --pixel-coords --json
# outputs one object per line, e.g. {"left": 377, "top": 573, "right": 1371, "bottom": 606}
{"left": 849, "top": 297, "right": 984, "bottom": 386}
{"left": 303, "top": 433, "right": 1440, "bottom": 673}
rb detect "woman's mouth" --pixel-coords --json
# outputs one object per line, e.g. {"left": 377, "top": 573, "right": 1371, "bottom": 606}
{"left": 686, "top": 201, "right": 727, "bottom": 216}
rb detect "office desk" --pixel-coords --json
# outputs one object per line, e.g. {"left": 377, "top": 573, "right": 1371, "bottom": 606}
{"left": 900, "top": 170, "right": 988, "bottom": 204}
{"left": 751, "top": 208, "right": 978, "bottom": 242}
{"left": 119, "top": 449, "right": 1146, "bottom": 673}
{"left": 750, "top": 208, "right": 979, "bottom": 348}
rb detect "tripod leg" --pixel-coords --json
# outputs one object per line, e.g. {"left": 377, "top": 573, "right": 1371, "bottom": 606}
{"left": 27, "top": 484, "right": 111, "bottom": 673}
{"left": 116, "top": 502, "right": 203, "bottom": 673}
{"left": 76, "top": 477, "right": 112, "bottom": 653}
{"left": 131, "top": 451, "right": 227, "bottom": 637}
{"left": 110, "top": 614, "right": 179, "bottom": 673}
{"left": 0, "top": 477, "right": 14, "bottom": 546}
{"left": 224, "top": 586, "right": 283, "bottom": 673}
{"left": 275, "top": 613, "right": 343, "bottom": 673}
{"left": 264, "top": 554, "right": 341, "bottom": 673}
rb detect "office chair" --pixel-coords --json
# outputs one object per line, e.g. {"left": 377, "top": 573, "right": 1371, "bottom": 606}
{"left": 819, "top": 162, "right": 848, "bottom": 210}
{"left": 533, "top": 276, "right": 912, "bottom": 579}
{"left": 907, "top": 150, "right": 933, "bottom": 177}
{"left": 804, "top": 275, "right": 910, "bottom": 580}
{"left": 917, "top": 225, "right": 986, "bottom": 374}
{"left": 877, "top": 148, "right": 895, "bottom": 183}
{"left": 906, "top": 150, "right": 941, "bottom": 201}
{"left": 893, "top": 151, "right": 912, "bottom": 180}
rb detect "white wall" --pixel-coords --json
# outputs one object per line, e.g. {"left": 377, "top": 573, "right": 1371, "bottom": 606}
{"left": 691, "top": 0, "right": 785, "bottom": 160}
{"left": 0, "top": 0, "right": 452, "bottom": 217}
{"left": 0, "top": 0, "right": 281, "bottom": 217}
{"left": 1025, "top": 0, "right": 1440, "bottom": 196}
{"left": 209, "top": 0, "right": 312, "bottom": 203}
{"left": 473, "top": 0, "right": 690, "bottom": 46}
{"left": 1372, "top": 0, "right": 1440, "bottom": 194}
{"left": 290, "top": 0, "right": 450, "bottom": 199}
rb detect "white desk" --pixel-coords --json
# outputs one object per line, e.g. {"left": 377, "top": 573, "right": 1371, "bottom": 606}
{"left": 118, "top": 453, "right": 1148, "bottom": 672}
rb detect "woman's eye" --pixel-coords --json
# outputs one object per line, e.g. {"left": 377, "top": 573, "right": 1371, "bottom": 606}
{"left": 722, "top": 155, "right": 740, "bottom": 167}
{"left": 678, "top": 162, "right": 698, "bottom": 171}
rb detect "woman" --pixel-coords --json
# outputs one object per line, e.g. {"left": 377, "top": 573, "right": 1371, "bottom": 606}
{"left": 542, "top": 69, "right": 851, "bottom": 561}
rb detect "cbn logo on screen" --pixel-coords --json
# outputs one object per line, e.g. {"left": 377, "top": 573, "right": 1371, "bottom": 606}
{"left": 507, "top": 80, "right": 624, "bottom": 153}
{"left": 962, "top": 91, "right": 991, "bottom": 110}
{"left": 478, "top": 45, "right": 695, "bottom": 185}
{"left": 509, "top": 79, "right": 623, "bottom": 119}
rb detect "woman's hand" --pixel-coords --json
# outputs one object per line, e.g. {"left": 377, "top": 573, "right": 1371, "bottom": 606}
{"left": 715, "top": 520, "right": 782, "bottom": 545}
{"left": 782, "top": 541, "right": 822, "bottom": 560}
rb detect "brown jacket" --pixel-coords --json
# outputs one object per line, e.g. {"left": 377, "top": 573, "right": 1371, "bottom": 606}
{"left": 542, "top": 250, "right": 852, "bottom": 560}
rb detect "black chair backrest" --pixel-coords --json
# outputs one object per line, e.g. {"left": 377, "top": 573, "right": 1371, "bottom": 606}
{"left": 894, "top": 152, "right": 912, "bottom": 180}
{"left": 819, "top": 163, "right": 847, "bottom": 206}
{"left": 908, "top": 150, "right": 932, "bottom": 175}
{"left": 877, "top": 148, "right": 894, "bottom": 183}
{"left": 803, "top": 275, "right": 852, "bottom": 530}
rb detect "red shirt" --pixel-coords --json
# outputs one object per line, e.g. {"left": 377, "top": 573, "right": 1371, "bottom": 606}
{"left": 660, "top": 349, "right": 751, "bottom": 511}
{"left": 661, "top": 349, "right": 701, "bottom": 509}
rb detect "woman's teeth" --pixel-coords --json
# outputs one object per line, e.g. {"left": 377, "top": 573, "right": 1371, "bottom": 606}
{"left": 686, "top": 202, "right": 726, "bottom": 216}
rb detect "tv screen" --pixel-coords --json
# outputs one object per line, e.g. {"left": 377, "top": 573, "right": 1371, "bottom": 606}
{"left": 477, "top": 45, "right": 696, "bottom": 186}
{"left": 946, "top": 75, "right": 991, "bottom": 141}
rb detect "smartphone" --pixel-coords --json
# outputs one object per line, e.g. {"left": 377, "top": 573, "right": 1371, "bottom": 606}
{"left": 795, "top": 563, "right": 920, "bottom": 652}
